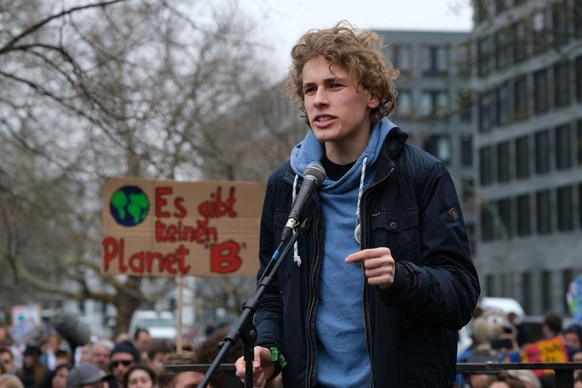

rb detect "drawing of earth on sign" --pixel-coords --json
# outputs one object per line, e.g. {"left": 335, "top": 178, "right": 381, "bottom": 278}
{"left": 110, "top": 185, "right": 149, "bottom": 227}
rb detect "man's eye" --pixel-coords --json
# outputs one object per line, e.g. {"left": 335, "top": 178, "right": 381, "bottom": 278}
{"left": 303, "top": 87, "right": 315, "bottom": 94}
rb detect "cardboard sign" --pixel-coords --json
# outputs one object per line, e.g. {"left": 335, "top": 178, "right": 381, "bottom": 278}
{"left": 519, "top": 336, "right": 568, "bottom": 376}
{"left": 102, "top": 177, "right": 263, "bottom": 277}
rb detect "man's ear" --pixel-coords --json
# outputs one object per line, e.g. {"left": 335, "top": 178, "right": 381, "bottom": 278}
{"left": 368, "top": 89, "right": 381, "bottom": 109}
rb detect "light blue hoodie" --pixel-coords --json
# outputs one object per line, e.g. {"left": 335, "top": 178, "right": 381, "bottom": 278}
{"left": 289, "top": 117, "right": 397, "bottom": 387}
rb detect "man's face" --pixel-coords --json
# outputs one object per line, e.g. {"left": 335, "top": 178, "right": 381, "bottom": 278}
{"left": 91, "top": 345, "right": 111, "bottom": 371}
{"left": 1, "top": 351, "right": 14, "bottom": 374}
{"left": 147, "top": 352, "right": 166, "bottom": 376}
{"left": 565, "top": 332, "right": 581, "bottom": 349}
{"left": 302, "top": 55, "right": 379, "bottom": 162}
{"left": 110, "top": 352, "right": 135, "bottom": 383}
{"left": 134, "top": 332, "right": 152, "bottom": 354}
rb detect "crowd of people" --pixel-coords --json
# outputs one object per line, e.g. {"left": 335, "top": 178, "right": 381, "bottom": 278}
{"left": 0, "top": 322, "right": 256, "bottom": 388}
{"left": 456, "top": 309, "right": 582, "bottom": 388}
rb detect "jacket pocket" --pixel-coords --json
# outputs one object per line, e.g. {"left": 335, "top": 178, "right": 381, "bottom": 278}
{"left": 369, "top": 208, "right": 421, "bottom": 262}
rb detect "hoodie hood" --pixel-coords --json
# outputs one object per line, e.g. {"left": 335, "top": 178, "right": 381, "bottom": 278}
{"left": 289, "top": 117, "right": 398, "bottom": 187}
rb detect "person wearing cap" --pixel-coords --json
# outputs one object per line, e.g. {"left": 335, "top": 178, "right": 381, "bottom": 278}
{"left": 67, "top": 361, "right": 112, "bottom": 388}
{"left": 108, "top": 341, "right": 139, "bottom": 388}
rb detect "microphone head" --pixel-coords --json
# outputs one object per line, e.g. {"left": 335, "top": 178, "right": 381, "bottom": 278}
{"left": 304, "top": 163, "right": 326, "bottom": 185}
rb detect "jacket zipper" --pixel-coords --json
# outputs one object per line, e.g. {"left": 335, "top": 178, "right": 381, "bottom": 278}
{"left": 306, "top": 213, "right": 322, "bottom": 386}
{"left": 360, "top": 167, "right": 395, "bottom": 388}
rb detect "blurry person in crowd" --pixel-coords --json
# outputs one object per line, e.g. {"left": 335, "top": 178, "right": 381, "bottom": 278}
{"left": 40, "top": 333, "right": 61, "bottom": 371}
{"left": 123, "top": 365, "right": 156, "bottom": 388}
{"left": 115, "top": 334, "right": 129, "bottom": 344}
{"left": 488, "top": 371, "right": 527, "bottom": 388}
{"left": 50, "top": 364, "right": 69, "bottom": 388}
{"left": 54, "top": 350, "right": 70, "bottom": 369}
{"left": 145, "top": 340, "right": 173, "bottom": 378}
{"left": 0, "top": 326, "right": 14, "bottom": 347}
{"left": 109, "top": 340, "right": 139, "bottom": 388}
{"left": 15, "top": 345, "right": 50, "bottom": 388}
{"left": 0, "top": 347, "right": 15, "bottom": 375}
{"left": 563, "top": 324, "right": 582, "bottom": 350}
{"left": 0, "top": 374, "right": 24, "bottom": 388}
{"left": 74, "top": 344, "right": 92, "bottom": 367}
{"left": 89, "top": 340, "right": 114, "bottom": 372}
{"left": 504, "top": 370, "right": 541, "bottom": 388}
{"left": 131, "top": 330, "right": 151, "bottom": 363}
{"left": 507, "top": 312, "right": 530, "bottom": 347}
{"left": 574, "top": 374, "right": 582, "bottom": 388}
{"left": 67, "top": 361, "right": 113, "bottom": 388}
{"left": 159, "top": 352, "right": 209, "bottom": 388}
{"left": 542, "top": 313, "right": 562, "bottom": 339}
{"left": 572, "top": 349, "right": 582, "bottom": 381}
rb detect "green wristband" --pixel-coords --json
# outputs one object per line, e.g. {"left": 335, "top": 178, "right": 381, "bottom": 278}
{"left": 269, "top": 347, "right": 288, "bottom": 368}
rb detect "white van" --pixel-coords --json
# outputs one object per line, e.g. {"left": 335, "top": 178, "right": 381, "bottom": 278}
{"left": 129, "top": 310, "right": 177, "bottom": 340}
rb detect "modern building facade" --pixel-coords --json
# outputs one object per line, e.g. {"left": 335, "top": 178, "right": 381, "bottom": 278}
{"left": 375, "top": 29, "right": 477, "bottom": 252}
{"left": 471, "top": 0, "right": 582, "bottom": 315}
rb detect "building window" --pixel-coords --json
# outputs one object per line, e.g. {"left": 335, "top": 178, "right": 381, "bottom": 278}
{"left": 477, "top": 35, "right": 494, "bottom": 77}
{"left": 481, "top": 202, "right": 494, "bottom": 241}
{"left": 495, "top": 82, "right": 510, "bottom": 126}
{"left": 536, "top": 189, "right": 552, "bottom": 234}
{"left": 421, "top": 44, "right": 450, "bottom": 76}
{"left": 515, "top": 135, "right": 530, "bottom": 179}
{"left": 497, "top": 141, "right": 511, "bottom": 183}
{"left": 496, "top": 0, "right": 507, "bottom": 14}
{"left": 480, "top": 146, "right": 494, "bottom": 186}
{"left": 495, "top": 27, "right": 513, "bottom": 69}
{"left": 555, "top": 123, "right": 572, "bottom": 170}
{"left": 576, "top": 55, "right": 582, "bottom": 102}
{"left": 458, "top": 89, "right": 473, "bottom": 122}
{"left": 474, "top": 0, "right": 489, "bottom": 24}
{"left": 423, "top": 134, "right": 451, "bottom": 164}
{"left": 542, "top": 270, "right": 552, "bottom": 312}
{"left": 458, "top": 43, "right": 471, "bottom": 78}
{"left": 461, "top": 177, "right": 474, "bottom": 203}
{"left": 498, "top": 197, "right": 513, "bottom": 238}
{"left": 395, "top": 89, "right": 413, "bottom": 118}
{"left": 575, "top": 0, "right": 582, "bottom": 38}
{"left": 419, "top": 90, "right": 450, "bottom": 119}
{"left": 535, "top": 129, "right": 551, "bottom": 174}
{"left": 512, "top": 19, "right": 529, "bottom": 63}
{"left": 552, "top": 1, "right": 569, "bottom": 47}
{"left": 461, "top": 133, "right": 473, "bottom": 167}
{"left": 514, "top": 76, "right": 528, "bottom": 120}
{"left": 533, "top": 68, "right": 550, "bottom": 114}
{"left": 516, "top": 194, "right": 531, "bottom": 236}
{"left": 479, "top": 90, "right": 493, "bottom": 132}
{"left": 532, "top": 10, "right": 550, "bottom": 55}
{"left": 554, "top": 61, "right": 571, "bottom": 108}
{"left": 521, "top": 272, "right": 532, "bottom": 314}
{"left": 557, "top": 185, "right": 573, "bottom": 231}
{"left": 578, "top": 120, "right": 582, "bottom": 165}
{"left": 383, "top": 44, "right": 413, "bottom": 74}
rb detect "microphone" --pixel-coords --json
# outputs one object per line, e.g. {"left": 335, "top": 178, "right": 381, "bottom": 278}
{"left": 281, "top": 163, "right": 326, "bottom": 242}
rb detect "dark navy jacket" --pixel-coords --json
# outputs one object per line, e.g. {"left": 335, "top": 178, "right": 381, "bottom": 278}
{"left": 254, "top": 127, "right": 480, "bottom": 387}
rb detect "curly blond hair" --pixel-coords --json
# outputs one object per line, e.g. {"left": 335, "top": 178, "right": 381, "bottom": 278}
{"left": 285, "top": 20, "right": 400, "bottom": 126}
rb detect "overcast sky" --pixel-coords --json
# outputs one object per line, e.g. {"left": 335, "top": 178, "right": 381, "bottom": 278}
{"left": 243, "top": 0, "right": 474, "bottom": 77}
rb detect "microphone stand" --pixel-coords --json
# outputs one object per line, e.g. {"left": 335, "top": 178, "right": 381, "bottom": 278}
{"left": 199, "top": 217, "right": 310, "bottom": 388}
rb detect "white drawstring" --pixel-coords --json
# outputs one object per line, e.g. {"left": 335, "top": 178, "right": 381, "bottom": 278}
{"left": 354, "top": 156, "right": 368, "bottom": 245}
{"left": 292, "top": 174, "right": 302, "bottom": 267}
